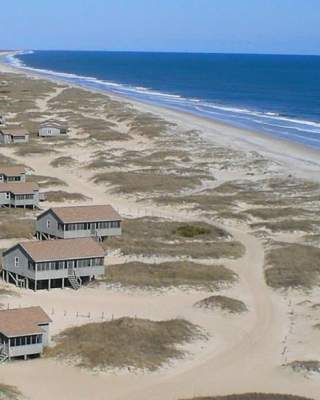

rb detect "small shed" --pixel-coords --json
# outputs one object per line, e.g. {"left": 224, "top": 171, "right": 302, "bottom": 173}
{"left": 38, "top": 120, "right": 68, "bottom": 137}
{"left": 0, "top": 127, "right": 30, "bottom": 144}
{"left": 0, "top": 306, "right": 51, "bottom": 361}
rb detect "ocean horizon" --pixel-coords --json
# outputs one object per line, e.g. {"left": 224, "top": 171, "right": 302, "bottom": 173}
{"left": 5, "top": 50, "right": 320, "bottom": 150}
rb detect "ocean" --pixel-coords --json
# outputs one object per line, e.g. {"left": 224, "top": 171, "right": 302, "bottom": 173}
{"left": 5, "top": 51, "right": 320, "bottom": 150}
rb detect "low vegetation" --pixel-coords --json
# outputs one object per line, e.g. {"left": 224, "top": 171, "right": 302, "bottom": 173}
{"left": 104, "top": 261, "right": 237, "bottom": 290}
{"left": 50, "top": 156, "right": 77, "bottom": 168}
{"left": 194, "top": 295, "right": 248, "bottom": 314}
{"left": 106, "top": 218, "right": 243, "bottom": 259}
{"left": 46, "top": 317, "right": 203, "bottom": 370}
{"left": 184, "top": 395, "right": 315, "bottom": 400}
{"left": 28, "top": 174, "right": 67, "bottom": 188}
{"left": 92, "top": 170, "right": 201, "bottom": 194}
{"left": 0, "top": 384, "right": 21, "bottom": 400}
{"left": 44, "top": 191, "right": 89, "bottom": 203}
{"left": 14, "top": 142, "right": 57, "bottom": 156}
{"left": 174, "top": 225, "right": 212, "bottom": 238}
{"left": 252, "top": 220, "right": 318, "bottom": 233}
{"left": 285, "top": 360, "right": 320, "bottom": 374}
{"left": 265, "top": 244, "right": 320, "bottom": 289}
{"left": 0, "top": 209, "right": 35, "bottom": 239}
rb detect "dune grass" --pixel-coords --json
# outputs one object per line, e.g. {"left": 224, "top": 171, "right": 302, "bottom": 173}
{"left": 105, "top": 218, "right": 244, "bottom": 259}
{"left": 286, "top": 360, "right": 320, "bottom": 374}
{"left": 28, "top": 174, "right": 67, "bottom": 188}
{"left": 0, "top": 208, "right": 35, "bottom": 239}
{"left": 104, "top": 261, "right": 237, "bottom": 290}
{"left": 50, "top": 156, "right": 77, "bottom": 168}
{"left": 265, "top": 244, "right": 320, "bottom": 289}
{"left": 14, "top": 142, "right": 57, "bottom": 156}
{"left": 0, "top": 384, "right": 21, "bottom": 400}
{"left": 174, "top": 225, "right": 212, "bottom": 238}
{"left": 46, "top": 317, "right": 203, "bottom": 371}
{"left": 251, "top": 220, "right": 318, "bottom": 233}
{"left": 184, "top": 395, "right": 315, "bottom": 400}
{"left": 92, "top": 170, "right": 201, "bottom": 194}
{"left": 44, "top": 191, "right": 89, "bottom": 203}
{"left": 194, "top": 295, "right": 248, "bottom": 314}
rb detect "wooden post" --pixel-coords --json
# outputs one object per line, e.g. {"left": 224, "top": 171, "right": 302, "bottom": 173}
{"left": 34, "top": 279, "right": 37, "bottom": 291}
{"left": 48, "top": 279, "right": 51, "bottom": 291}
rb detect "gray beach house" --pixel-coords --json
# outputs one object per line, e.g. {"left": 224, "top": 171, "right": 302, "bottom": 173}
{"left": 36, "top": 205, "right": 122, "bottom": 240}
{"left": 0, "top": 127, "right": 30, "bottom": 144}
{"left": 0, "top": 306, "right": 51, "bottom": 362}
{"left": 0, "top": 182, "right": 40, "bottom": 209}
{"left": 38, "top": 120, "right": 68, "bottom": 137}
{"left": 2, "top": 237, "right": 105, "bottom": 290}
{"left": 0, "top": 166, "right": 26, "bottom": 183}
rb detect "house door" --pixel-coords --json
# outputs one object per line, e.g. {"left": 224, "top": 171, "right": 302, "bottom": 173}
{"left": 67, "top": 260, "right": 74, "bottom": 274}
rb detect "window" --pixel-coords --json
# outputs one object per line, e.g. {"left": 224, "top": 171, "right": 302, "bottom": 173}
{"left": 5, "top": 192, "right": 10, "bottom": 200}
{"left": 47, "top": 219, "right": 51, "bottom": 229}
{"left": 14, "top": 257, "right": 19, "bottom": 267}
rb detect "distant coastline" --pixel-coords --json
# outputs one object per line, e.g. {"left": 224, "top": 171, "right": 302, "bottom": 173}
{"left": 3, "top": 50, "right": 320, "bottom": 151}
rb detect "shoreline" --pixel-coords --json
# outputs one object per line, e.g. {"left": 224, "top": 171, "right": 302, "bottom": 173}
{"left": 0, "top": 53, "right": 320, "bottom": 400}
{"left": 1, "top": 52, "right": 320, "bottom": 183}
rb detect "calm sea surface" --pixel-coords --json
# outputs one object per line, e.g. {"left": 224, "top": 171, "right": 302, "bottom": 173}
{"left": 6, "top": 51, "right": 320, "bottom": 149}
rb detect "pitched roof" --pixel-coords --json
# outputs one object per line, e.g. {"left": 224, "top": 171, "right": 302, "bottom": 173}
{"left": 0, "top": 127, "right": 29, "bottom": 137}
{"left": 0, "top": 182, "right": 38, "bottom": 194}
{"left": 0, "top": 306, "right": 52, "bottom": 338}
{"left": 40, "top": 120, "right": 68, "bottom": 129}
{"left": 19, "top": 238, "right": 105, "bottom": 262}
{"left": 44, "top": 205, "right": 121, "bottom": 223}
{"left": 0, "top": 166, "right": 26, "bottom": 176}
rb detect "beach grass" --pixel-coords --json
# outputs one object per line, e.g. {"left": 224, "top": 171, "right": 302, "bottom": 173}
{"left": 0, "top": 384, "right": 21, "bottom": 400}
{"left": 265, "top": 243, "right": 320, "bottom": 289}
{"left": 46, "top": 318, "right": 204, "bottom": 371}
{"left": 104, "top": 261, "right": 237, "bottom": 290}
{"left": 183, "top": 395, "right": 315, "bottom": 400}
{"left": 44, "top": 191, "right": 89, "bottom": 203}
{"left": 105, "top": 218, "right": 244, "bottom": 259}
{"left": 194, "top": 295, "right": 248, "bottom": 314}
{"left": 28, "top": 174, "right": 67, "bottom": 188}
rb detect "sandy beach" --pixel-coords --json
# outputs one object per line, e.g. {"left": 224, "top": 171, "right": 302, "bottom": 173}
{"left": 0, "top": 55, "right": 320, "bottom": 400}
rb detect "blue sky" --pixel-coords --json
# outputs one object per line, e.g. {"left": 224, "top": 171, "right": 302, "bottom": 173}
{"left": 1, "top": 0, "right": 320, "bottom": 54}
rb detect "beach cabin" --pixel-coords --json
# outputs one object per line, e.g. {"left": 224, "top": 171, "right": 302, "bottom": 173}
{"left": 2, "top": 238, "right": 105, "bottom": 290}
{"left": 0, "top": 182, "right": 40, "bottom": 209}
{"left": 38, "top": 120, "right": 68, "bottom": 137}
{"left": 0, "top": 127, "right": 29, "bottom": 144}
{"left": 36, "top": 205, "right": 122, "bottom": 241}
{"left": 0, "top": 306, "right": 51, "bottom": 362}
{"left": 0, "top": 166, "right": 26, "bottom": 183}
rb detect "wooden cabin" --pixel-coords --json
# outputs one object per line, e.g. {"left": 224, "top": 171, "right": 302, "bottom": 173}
{"left": 2, "top": 238, "right": 105, "bottom": 290}
{"left": 38, "top": 120, "right": 68, "bottom": 137}
{"left": 0, "top": 182, "right": 40, "bottom": 209}
{"left": 0, "top": 307, "right": 51, "bottom": 362}
{"left": 0, "top": 127, "right": 30, "bottom": 144}
{"left": 36, "top": 205, "right": 122, "bottom": 241}
{"left": 0, "top": 166, "right": 26, "bottom": 183}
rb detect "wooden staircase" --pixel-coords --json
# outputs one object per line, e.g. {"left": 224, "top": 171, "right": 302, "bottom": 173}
{"left": 0, "top": 346, "right": 8, "bottom": 363}
{"left": 68, "top": 273, "right": 82, "bottom": 290}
